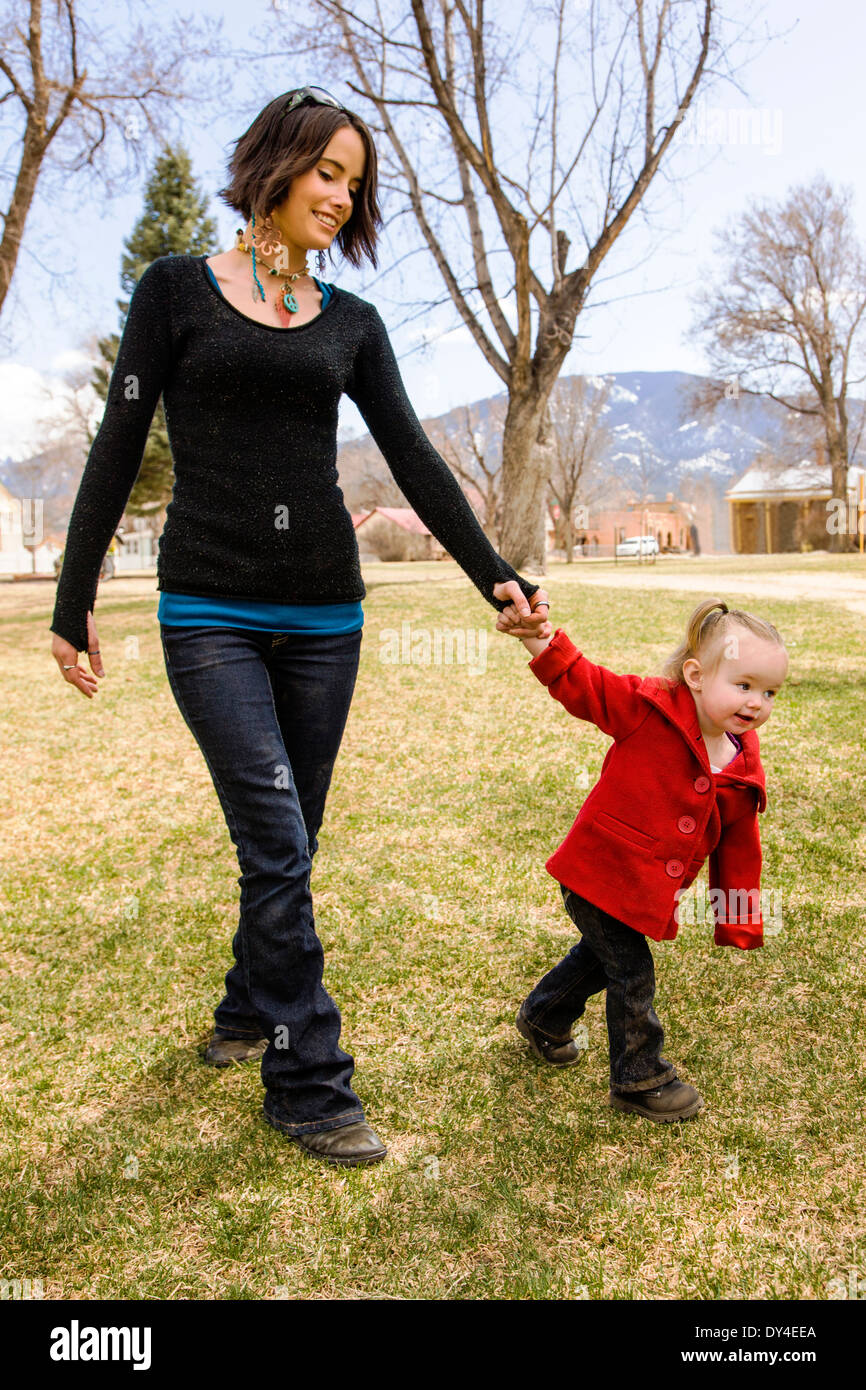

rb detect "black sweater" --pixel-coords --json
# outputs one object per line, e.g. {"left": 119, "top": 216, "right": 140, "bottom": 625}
{"left": 50, "top": 254, "right": 539, "bottom": 653}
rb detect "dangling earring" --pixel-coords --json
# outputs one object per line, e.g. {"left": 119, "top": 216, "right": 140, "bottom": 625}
{"left": 244, "top": 210, "right": 308, "bottom": 321}
{"left": 316, "top": 249, "right": 327, "bottom": 278}
{"left": 250, "top": 210, "right": 267, "bottom": 305}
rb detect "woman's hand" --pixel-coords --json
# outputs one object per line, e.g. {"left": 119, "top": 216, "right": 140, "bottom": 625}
{"left": 492, "top": 582, "right": 551, "bottom": 639}
{"left": 52, "top": 611, "right": 105, "bottom": 699}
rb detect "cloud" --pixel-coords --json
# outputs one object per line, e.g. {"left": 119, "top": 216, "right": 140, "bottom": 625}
{"left": 50, "top": 348, "right": 93, "bottom": 373}
{"left": 0, "top": 361, "right": 93, "bottom": 462}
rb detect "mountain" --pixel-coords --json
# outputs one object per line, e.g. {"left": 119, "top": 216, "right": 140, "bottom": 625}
{"left": 584, "top": 370, "right": 785, "bottom": 481}
{"left": 336, "top": 369, "right": 864, "bottom": 551}
{"left": 8, "top": 371, "right": 859, "bottom": 554}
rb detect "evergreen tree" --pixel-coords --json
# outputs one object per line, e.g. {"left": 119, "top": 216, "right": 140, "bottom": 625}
{"left": 92, "top": 146, "right": 219, "bottom": 523}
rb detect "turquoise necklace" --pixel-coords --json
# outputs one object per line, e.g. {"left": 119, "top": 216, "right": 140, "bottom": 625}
{"left": 237, "top": 211, "right": 310, "bottom": 322}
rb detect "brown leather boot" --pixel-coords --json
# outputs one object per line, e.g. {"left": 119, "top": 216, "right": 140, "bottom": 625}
{"left": 263, "top": 1106, "right": 387, "bottom": 1167}
{"left": 610, "top": 1078, "right": 703, "bottom": 1122}
{"left": 203, "top": 1033, "right": 267, "bottom": 1067}
{"left": 516, "top": 1008, "right": 585, "bottom": 1067}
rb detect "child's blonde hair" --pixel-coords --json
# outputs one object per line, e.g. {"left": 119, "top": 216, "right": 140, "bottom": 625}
{"left": 661, "top": 598, "right": 786, "bottom": 684}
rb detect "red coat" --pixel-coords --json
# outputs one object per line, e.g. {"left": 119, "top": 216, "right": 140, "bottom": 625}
{"left": 527, "top": 628, "right": 768, "bottom": 949}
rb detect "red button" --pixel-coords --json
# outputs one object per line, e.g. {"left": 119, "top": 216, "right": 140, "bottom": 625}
{"left": 666, "top": 859, "right": 684, "bottom": 877}
{"left": 678, "top": 816, "right": 696, "bottom": 834}
{"left": 694, "top": 776, "right": 710, "bottom": 792}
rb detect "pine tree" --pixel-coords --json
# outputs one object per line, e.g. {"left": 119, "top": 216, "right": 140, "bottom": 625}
{"left": 92, "top": 145, "right": 219, "bottom": 526}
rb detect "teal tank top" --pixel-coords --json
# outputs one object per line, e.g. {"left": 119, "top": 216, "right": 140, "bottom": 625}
{"left": 158, "top": 265, "right": 363, "bottom": 636}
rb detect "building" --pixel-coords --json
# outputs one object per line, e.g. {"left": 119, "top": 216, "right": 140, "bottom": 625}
{"left": 551, "top": 492, "right": 712, "bottom": 556}
{"left": 353, "top": 507, "right": 447, "bottom": 561}
{"left": 113, "top": 513, "right": 161, "bottom": 571}
{"left": 0, "top": 479, "right": 163, "bottom": 577}
{"left": 0, "top": 481, "right": 62, "bottom": 575}
{"left": 726, "top": 458, "right": 866, "bottom": 553}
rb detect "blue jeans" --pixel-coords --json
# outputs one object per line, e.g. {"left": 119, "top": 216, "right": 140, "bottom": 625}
{"left": 159, "top": 624, "right": 365, "bottom": 1135}
{"left": 521, "top": 884, "right": 678, "bottom": 1093}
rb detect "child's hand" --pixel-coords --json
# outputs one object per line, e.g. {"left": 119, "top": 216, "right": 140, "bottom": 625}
{"left": 494, "top": 594, "right": 547, "bottom": 636}
{"left": 491, "top": 582, "right": 551, "bottom": 639}
{"left": 495, "top": 594, "right": 553, "bottom": 656}
{"left": 496, "top": 602, "right": 529, "bottom": 635}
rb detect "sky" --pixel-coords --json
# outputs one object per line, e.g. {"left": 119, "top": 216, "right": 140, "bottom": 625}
{"left": 2, "top": 0, "right": 865, "bottom": 462}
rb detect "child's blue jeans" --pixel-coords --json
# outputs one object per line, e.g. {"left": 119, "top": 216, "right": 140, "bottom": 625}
{"left": 521, "top": 884, "right": 678, "bottom": 1093}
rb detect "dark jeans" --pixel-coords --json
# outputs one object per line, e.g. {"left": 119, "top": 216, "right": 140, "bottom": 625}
{"left": 160, "top": 623, "right": 364, "bottom": 1135}
{"left": 521, "top": 884, "right": 678, "bottom": 1093}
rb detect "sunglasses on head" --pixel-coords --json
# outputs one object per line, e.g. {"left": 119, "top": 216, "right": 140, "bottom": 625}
{"left": 282, "top": 86, "right": 347, "bottom": 116}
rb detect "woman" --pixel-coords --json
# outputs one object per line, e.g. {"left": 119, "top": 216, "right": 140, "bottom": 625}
{"left": 50, "top": 87, "right": 551, "bottom": 1168}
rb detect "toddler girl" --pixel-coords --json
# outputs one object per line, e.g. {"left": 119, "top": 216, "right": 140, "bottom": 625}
{"left": 496, "top": 597, "right": 788, "bottom": 1121}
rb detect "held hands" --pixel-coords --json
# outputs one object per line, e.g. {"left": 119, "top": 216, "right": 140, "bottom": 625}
{"left": 491, "top": 582, "right": 553, "bottom": 657}
{"left": 51, "top": 611, "right": 105, "bottom": 699}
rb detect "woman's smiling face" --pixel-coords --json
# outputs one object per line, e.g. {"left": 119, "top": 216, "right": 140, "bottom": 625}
{"left": 270, "top": 125, "right": 367, "bottom": 256}
{"left": 683, "top": 628, "right": 788, "bottom": 735}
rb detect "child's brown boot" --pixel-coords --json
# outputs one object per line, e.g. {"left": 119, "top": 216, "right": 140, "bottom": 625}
{"left": 516, "top": 1008, "right": 585, "bottom": 1067}
{"left": 203, "top": 1033, "right": 267, "bottom": 1067}
{"left": 609, "top": 1079, "right": 703, "bottom": 1121}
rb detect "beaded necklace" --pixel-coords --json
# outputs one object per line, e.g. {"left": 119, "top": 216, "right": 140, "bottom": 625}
{"left": 235, "top": 211, "right": 326, "bottom": 325}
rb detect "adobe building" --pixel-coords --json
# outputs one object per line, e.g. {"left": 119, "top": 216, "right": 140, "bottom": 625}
{"left": 556, "top": 492, "right": 713, "bottom": 556}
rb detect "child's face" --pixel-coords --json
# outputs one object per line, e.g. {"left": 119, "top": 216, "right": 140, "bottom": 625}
{"left": 683, "top": 630, "right": 788, "bottom": 736}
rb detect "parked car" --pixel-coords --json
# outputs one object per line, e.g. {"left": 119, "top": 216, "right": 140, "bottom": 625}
{"left": 615, "top": 535, "right": 659, "bottom": 557}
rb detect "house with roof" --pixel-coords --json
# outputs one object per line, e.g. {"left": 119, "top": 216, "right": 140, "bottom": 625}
{"left": 0, "top": 480, "right": 63, "bottom": 575}
{"left": 725, "top": 457, "right": 865, "bottom": 553}
{"left": 353, "top": 507, "right": 448, "bottom": 561}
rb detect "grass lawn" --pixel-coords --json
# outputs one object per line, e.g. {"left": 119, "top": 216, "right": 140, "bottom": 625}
{"left": 1, "top": 556, "right": 864, "bottom": 1299}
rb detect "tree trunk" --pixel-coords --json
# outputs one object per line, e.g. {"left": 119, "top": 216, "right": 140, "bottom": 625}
{"left": 828, "top": 446, "right": 849, "bottom": 551}
{"left": 498, "top": 393, "right": 550, "bottom": 572}
{"left": 826, "top": 407, "right": 849, "bottom": 552}
{"left": 0, "top": 121, "right": 47, "bottom": 317}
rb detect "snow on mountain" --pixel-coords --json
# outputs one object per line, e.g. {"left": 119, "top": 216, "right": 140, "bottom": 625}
{"left": 248, "top": 369, "right": 864, "bottom": 528}
{"left": 678, "top": 450, "right": 733, "bottom": 474}
{"left": 607, "top": 383, "right": 639, "bottom": 404}
{"left": 562, "top": 370, "right": 790, "bottom": 492}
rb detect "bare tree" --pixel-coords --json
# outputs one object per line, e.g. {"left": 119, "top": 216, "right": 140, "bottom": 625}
{"left": 0, "top": 0, "right": 227, "bottom": 319}
{"left": 266, "top": 0, "right": 728, "bottom": 570}
{"left": 427, "top": 400, "right": 505, "bottom": 544}
{"left": 28, "top": 329, "right": 102, "bottom": 453}
{"left": 627, "top": 440, "right": 669, "bottom": 504}
{"left": 547, "top": 375, "right": 612, "bottom": 561}
{"left": 353, "top": 452, "right": 408, "bottom": 511}
{"left": 689, "top": 175, "right": 866, "bottom": 550}
{"left": 4, "top": 336, "right": 110, "bottom": 567}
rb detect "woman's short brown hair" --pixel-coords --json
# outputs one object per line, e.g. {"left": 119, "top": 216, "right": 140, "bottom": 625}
{"left": 217, "top": 92, "right": 382, "bottom": 270}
